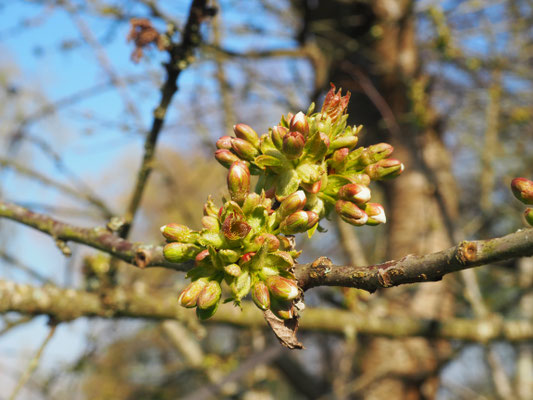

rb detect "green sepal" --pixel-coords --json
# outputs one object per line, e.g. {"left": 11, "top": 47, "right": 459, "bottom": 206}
{"left": 307, "top": 221, "right": 318, "bottom": 238}
{"left": 197, "top": 231, "right": 224, "bottom": 248}
{"left": 275, "top": 169, "right": 301, "bottom": 200}
{"left": 229, "top": 270, "right": 252, "bottom": 300}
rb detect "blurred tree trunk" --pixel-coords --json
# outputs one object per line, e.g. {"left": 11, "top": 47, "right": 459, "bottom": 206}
{"left": 297, "top": 0, "right": 458, "bottom": 397}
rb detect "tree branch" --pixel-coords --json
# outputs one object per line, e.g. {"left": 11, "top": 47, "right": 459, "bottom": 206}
{"left": 0, "top": 201, "right": 190, "bottom": 271}
{"left": 1, "top": 280, "right": 533, "bottom": 342}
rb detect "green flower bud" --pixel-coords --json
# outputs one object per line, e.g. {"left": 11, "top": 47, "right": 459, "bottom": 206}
{"left": 231, "top": 137, "right": 259, "bottom": 161}
{"left": 280, "top": 210, "right": 319, "bottom": 234}
{"left": 271, "top": 125, "right": 288, "bottom": 150}
{"left": 227, "top": 161, "right": 250, "bottom": 205}
{"left": 252, "top": 281, "right": 270, "bottom": 310}
{"left": 178, "top": 279, "right": 208, "bottom": 308}
{"left": 525, "top": 208, "right": 533, "bottom": 226}
{"left": 511, "top": 178, "right": 533, "bottom": 205}
{"left": 289, "top": 111, "right": 309, "bottom": 137}
{"left": 201, "top": 216, "right": 220, "bottom": 232}
{"left": 266, "top": 276, "right": 300, "bottom": 300}
{"left": 335, "top": 200, "right": 368, "bottom": 226}
{"left": 330, "top": 135, "right": 358, "bottom": 151}
{"left": 234, "top": 123, "right": 260, "bottom": 148}
{"left": 365, "top": 159, "right": 404, "bottom": 180}
{"left": 216, "top": 135, "right": 233, "bottom": 150}
{"left": 224, "top": 263, "right": 242, "bottom": 277}
{"left": 254, "top": 233, "right": 280, "bottom": 252}
{"left": 230, "top": 270, "right": 251, "bottom": 300}
{"left": 215, "top": 149, "right": 241, "bottom": 168}
{"left": 242, "top": 192, "right": 262, "bottom": 214}
{"left": 160, "top": 223, "right": 195, "bottom": 242}
{"left": 282, "top": 131, "right": 306, "bottom": 160}
{"left": 197, "top": 280, "right": 222, "bottom": 310}
{"left": 359, "top": 143, "right": 394, "bottom": 166}
{"left": 365, "top": 202, "right": 386, "bottom": 225}
{"left": 219, "top": 249, "right": 240, "bottom": 263}
{"left": 278, "top": 190, "right": 306, "bottom": 218}
{"left": 163, "top": 242, "right": 201, "bottom": 263}
{"left": 338, "top": 184, "right": 371, "bottom": 205}
{"left": 328, "top": 148, "right": 349, "bottom": 173}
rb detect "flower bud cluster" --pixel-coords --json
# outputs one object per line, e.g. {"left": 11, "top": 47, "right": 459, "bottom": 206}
{"left": 162, "top": 161, "right": 305, "bottom": 320}
{"left": 214, "top": 84, "right": 403, "bottom": 229}
{"left": 511, "top": 177, "right": 533, "bottom": 227}
{"left": 163, "top": 84, "right": 404, "bottom": 321}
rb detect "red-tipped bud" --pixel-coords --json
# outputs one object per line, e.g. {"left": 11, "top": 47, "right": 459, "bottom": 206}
{"left": 160, "top": 223, "right": 193, "bottom": 242}
{"left": 365, "top": 203, "right": 386, "bottom": 225}
{"left": 271, "top": 125, "right": 288, "bottom": 150}
{"left": 178, "top": 279, "right": 208, "bottom": 308}
{"left": 234, "top": 123, "right": 260, "bottom": 148}
{"left": 289, "top": 111, "right": 309, "bottom": 137}
{"left": 215, "top": 149, "right": 241, "bottom": 168}
{"left": 224, "top": 263, "right": 242, "bottom": 277}
{"left": 349, "top": 173, "right": 371, "bottom": 186}
{"left": 321, "top": 84, "right": 351, "bottom": 123}
{"left": 239, "top": 252, "right": 256, "bottom": 265}
{"left": 338, "top": 184, "right": 371, "bottom": 205}
{"left": 329, "top": 148, "right": 350, "bottom": 171}
{"left": 195, "top": 249, "right": 210, "bottom": 267}
{"left": 301, "top": 180, "right": 322, "bottom": 194}
{"left": 525, "top": 208, "right": 533, "bottom": 226}
{"left": 280, "top": 210, "right": 319, "bottom": 234}
{"left": 511, "top": 178, "right": 533, "bottom": 205}
{"left": 254, "top": 233, "right": 280, "bottom": 252}
{"left": 360, "top": 143, "right": 394, "bottom": 166}
{"left": 365, "top": 159, "right": 404, "bottom": 180}
{"left": 216, "top": 135, "right": 233, "bottom": 150}
{"left": 222, "top": 213, "right": 252, "bottom": 241}
{"left": 330, "top": 135, "right": 358, "bottom": 151}
{"left": 335, "top": 200, "right": 368, "bottom": 226}
{"left": 227, "top": 161, "right": 250, "bottom": 205}
{"left": 231, "top": 137, "right": 259, "bottom": 161}
{"left": 163, "top": 242, "right": 201, "bottom": 263}
{"left": 278, "top": 190, "right": 307, "bottom": 218}
{"left": 282, "top": 131, "right": 306, "bottom": 159}
{"left": 252, "top": 281, "right": 271, "bottom": 310}
{"left": 266, "top": 276, "right": 300, "bottom": 300}
{"left": 201, "top": 216, "right": 219, "bottom": 232}
{"left": 197, "top": 280, "right": 222, "bottom": 310}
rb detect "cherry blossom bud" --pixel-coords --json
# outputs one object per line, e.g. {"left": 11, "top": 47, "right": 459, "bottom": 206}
{"left": 329, "top": 148, "right": 350, "bottom": 173}
{"left": 254, "top": 233, "right": 280, "bottom": 252}
{"left": 234, "top": 123, "right": 260, "bottom": 148}
{"left": 160, "top": 223, "right": 193, "bottom": 242}
{"left": 231, "top": 137, "right": 259, "bottom": 161}
{"left": 289, "top": 111, "right": 309, "bottom": 137}
{"left": 197, "top": 280, "right": 222, "bottom": 310}
{"left": 278, "top": 190, "right": 306, "bottom": 218}
{"left": 196, "top": 303, "right": 219, "bottom": 320}
{"left": 270, "top": 298, "right": 295, "bottom": 320}
{"left": 163, "top": 242, "right": 201, "bottom": 263}
{"left": 365, "top": 203, "right": 386, "bottom": 225}
{"left": 365, "top": 158, "right": 404, "bottom": 180}
{"left": 218, "top": 249, "right": 240, "bottom": 264}
{"left": 511, "top": 178, "right": 533, "bottom": 205}
{"left": 252, "top": 281, "right": 271, "bottom": 310}
{"left": 330, "top": 135, "right": 358, "bottom": 150}
{"left": 195, "top": 249, "right": 210, "bottom": 267}
{"left": 282, "top": 131, "right": 306, "bottom": 159}
{"left": 178, "top": 279, "right": 207, "bottom": 308}
{"left": 360, "top": 143, "right": 394, "bottom": 166}
{"left": 271, "top": 125, "right": 288, "bottom": 150}
{"left": 266, "top": 276, "right": 300, "bottom": 300}
{"left": 201, "top": 216, "right": 219, "bottom": 232}
{"left": 224, "top": 263, "right": 242, "bottom": 277}
{"left": 335, "top": 200, "right": 368, "bottom": 226}
{"left": 227, "top": 161, "right": 250, "bottom": 205}
{"left": 300, "top": 180, "right": 322, "bottom": 194}
{"left": 280, "top": 211, "right": 319, "bottom": 234}
{"left": 215, "top": 149, "right": 241, "bottom": 168}
{"left": 339, "top": 184, "right": 371, "bottom": 205}
{"left": 216, "top": 135, "right": 233, "bottom": 150}
{"left": 525, "top": 208, "right": 533, "bottom": 226}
